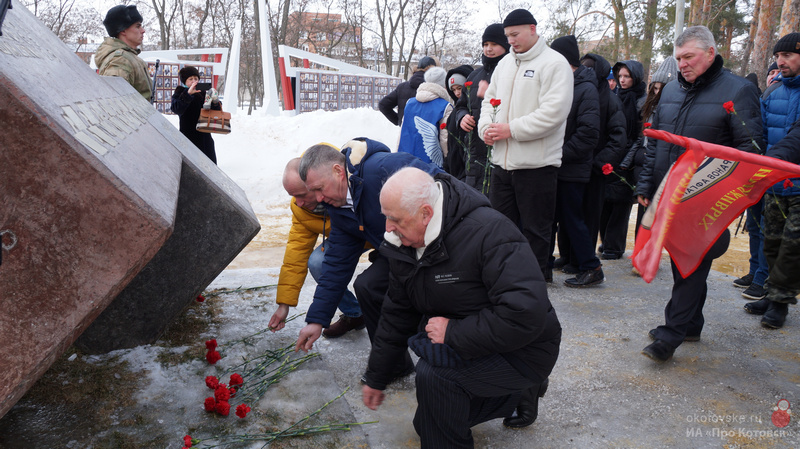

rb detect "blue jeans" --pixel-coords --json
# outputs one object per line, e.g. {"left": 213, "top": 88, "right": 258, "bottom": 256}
{"left": 745, "top": 198, "right": 769, "bottom": 287}
{"left": 307, "top": 242, "right": 362, "bottom": 318}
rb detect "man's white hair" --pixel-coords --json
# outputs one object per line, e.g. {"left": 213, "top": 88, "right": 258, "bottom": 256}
{"left": 675, "top": 25, "right": 717, "bottom": 56}
{"left": 383, "top": 167, "right": 438, "bottom": 214}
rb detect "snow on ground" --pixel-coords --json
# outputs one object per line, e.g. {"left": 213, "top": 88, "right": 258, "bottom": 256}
{"left": 167, "top": 108, "right": 401, "bottom": 216}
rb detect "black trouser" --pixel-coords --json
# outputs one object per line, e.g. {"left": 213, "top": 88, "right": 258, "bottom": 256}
{"left": 413, "top": 355, "right": 537, "bottom": 449}
{"left": 490, "top": 165, "right": 557, "bottom": 275}
{"left": 651, "top": 230, "right": 730, "bottom": 348}
{"left": 599, "top": 199, "right": 633, "bottom": 256}
{"left": 353, "top": 253, "right": 414, "bottom": 372}
{"left": 558, "top": 173, "right": 605, "bottom": 264}
{"left": 551, "top": 181, "right": 601, "bottom": 271}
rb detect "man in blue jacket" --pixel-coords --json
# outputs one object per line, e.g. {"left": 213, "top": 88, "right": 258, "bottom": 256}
{"left": 743, "top": 33, "right": 800, "bottom": 328}
{"left": 294, "top": 139, "right": 440, "bottom": 379}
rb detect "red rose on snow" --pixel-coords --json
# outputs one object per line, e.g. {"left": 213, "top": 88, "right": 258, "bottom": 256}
{"left": 215, "top": 401, "right": 230, "bottom": 416}
{"left": 602, "top": 163, "right": 614, "bottom": 176}
{"left": 784, "top": 179, "right": 794, "bottom": 189}
{"left": 205, "top": 375, "right": 219, "bottom": 390}
{"left": 204, "top": 397, "right": 216, "bottom": 412}
{"left": 205, "top": 339, "right": 217, "bottom": 351}
{"left": 205, "top": 350, "right": 221, "bottom": 364}
{"left": 236, "top": 403, "right": 251, "bottom": 419}
{"left": 440, "top": 122, "right": 446, "bottom": 129}
{"left": 644, "top": 122, "right": 652, "bottom": 128}
{"left": 723, "top": 101, "right": 735, "bottom": 114}
{"left": 229, "top": 373, "right": 243, "bottom": 387}
{"left": 215, "top": 384, "right": 231, "bottom": 402}
{"left": 196, "top": 294, "right": 205, "bottom": 302}
{"left": 489, "top": 98, "right": 501, "bottom": 107}
{"left": 464, "top": 81, "right": 473, "bottom": 87}
{"left": 184, "top": 435, "right": 193, "bottom": 447}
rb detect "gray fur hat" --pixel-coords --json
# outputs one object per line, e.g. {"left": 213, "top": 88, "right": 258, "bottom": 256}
{"left": 651, "top": 56, "right": 678, "bottom": 85}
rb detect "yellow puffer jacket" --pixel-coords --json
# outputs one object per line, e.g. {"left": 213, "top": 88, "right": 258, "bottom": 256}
{"left": 277, "top": 199, "right": 329, "bottom": 307}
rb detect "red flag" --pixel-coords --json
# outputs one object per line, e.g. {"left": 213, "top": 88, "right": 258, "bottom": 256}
{"left": 632, "top": 129, "right": 800, "bottom": 283}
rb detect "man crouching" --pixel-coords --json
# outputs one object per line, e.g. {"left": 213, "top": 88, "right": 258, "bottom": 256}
{"left": 362, "top": 167, "right": 562, "bottom": 448}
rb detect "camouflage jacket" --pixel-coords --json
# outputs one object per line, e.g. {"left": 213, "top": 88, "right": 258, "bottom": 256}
{"left": 95, "top": 37, "right": 152, "bottom": 101}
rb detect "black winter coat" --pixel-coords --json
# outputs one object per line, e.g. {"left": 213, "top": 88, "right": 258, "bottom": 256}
{"left": 449, "top": 58, "right": 501, "bottom": 191}
{"left": 378, "top": 70, "right": 426, "bottom": 126}
{"left": 171, "top": 85, "right": 216, "bottom": 163}
{"left": 365, "top": 174, "right": 562, "bottom": 390}
{"left": 638, "top": 56, "right": 765, "bottom": 199}
{"left": 582, "top": 54, "right": 627, "bottom": 174}
{"left": 442, "top": 65, "right": 474, "bottom": 181}
{"left": 559, "top": 65, "right": 600, "bottom": 182}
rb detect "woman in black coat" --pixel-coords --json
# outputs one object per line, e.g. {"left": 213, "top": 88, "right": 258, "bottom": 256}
{"left": 171, "top": 66, "right": 217, "bottom": 164}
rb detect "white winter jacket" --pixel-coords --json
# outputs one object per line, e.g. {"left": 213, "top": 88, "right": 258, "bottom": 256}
{"left": 477, "top": 37, "right": 573, "bottom": 170}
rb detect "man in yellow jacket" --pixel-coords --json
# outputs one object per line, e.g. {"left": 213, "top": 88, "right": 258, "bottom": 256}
{"left": 268, "top": 156, "right": 365, "bottom": 338}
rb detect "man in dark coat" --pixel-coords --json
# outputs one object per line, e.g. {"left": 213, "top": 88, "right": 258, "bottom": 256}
{"left": 294, "top": 140, "right": 440, "bottom": 379}
{"left": 638, "top": 26, "right": 764, "bottom": 362}
{"left": 362, "top": 167, "right": 561, "bottom": 448}
{"left": 554, "top": 53, "right": 626, "bottom": 271}
{"left": 448, "top": 23, "right": 510, "bottom": 192}
{"left": 378, "top": 56, "right": 437, "bottom": 126}
{"left": 548, "top": 35, "right": 604, "bottom": 286}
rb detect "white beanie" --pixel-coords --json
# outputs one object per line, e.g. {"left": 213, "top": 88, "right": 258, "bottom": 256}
{"left": 424, "top": 67, "right": 447, "bottom": 89}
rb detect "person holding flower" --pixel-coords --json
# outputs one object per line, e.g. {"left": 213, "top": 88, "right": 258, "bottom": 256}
{"left": 477, "top": 9, "right": 573, "bottom": 282}
{"left": 441, "top": 64, "right": 474, "bottom": 181}
{"left": 397, "top": 67, "right": 453, "bottom": 167}
{"left": 638, "top": 26, "right": 764, "bottom": 363}
{"left": 448, "top": 24, "right": 510, "bottom": 191}
{"left": 743, "top": 32, "right": 800, "bottom": 329}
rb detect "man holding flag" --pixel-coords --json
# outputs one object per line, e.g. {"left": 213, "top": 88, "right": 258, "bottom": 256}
{"left": 635, "top": 26, "right": 764, "bottom": 362}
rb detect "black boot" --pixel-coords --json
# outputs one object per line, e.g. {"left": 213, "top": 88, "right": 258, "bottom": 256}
{"left": 761, "top": 301, "right": 789, "bottom": 329}
{"left": 744, "top": 298, "right": 770, "bottom": 315}
{"left": 503, "top": 379, "right": 549, "bottom": 428}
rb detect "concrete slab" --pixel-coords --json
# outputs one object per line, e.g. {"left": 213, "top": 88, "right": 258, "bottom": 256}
{"left": 0, "top": 4, "right": 259, "bottom": 418}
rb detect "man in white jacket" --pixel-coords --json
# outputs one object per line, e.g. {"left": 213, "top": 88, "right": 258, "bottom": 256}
{"left": 478, "top": 9, "right": 573, "bottom": 282}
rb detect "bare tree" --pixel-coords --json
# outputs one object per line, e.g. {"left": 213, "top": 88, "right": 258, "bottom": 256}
{"left": 151, "top": 0, "right": 180, "bottom": 49}
{"left": 752, "top": 0, "right": 780, "bottom": 84}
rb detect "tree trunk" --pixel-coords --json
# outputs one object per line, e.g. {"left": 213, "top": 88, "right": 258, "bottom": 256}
{"left": 740, "top": 0, "right": 761, "bottom": 75}
{"left": 779, "top": 0, "right": 800, "bottom": 36}
{"left": 641, "top": 0, "right": 659, "bottom": 81}
{"left": 753, "top": 0, "right": 781, "bottom": 87}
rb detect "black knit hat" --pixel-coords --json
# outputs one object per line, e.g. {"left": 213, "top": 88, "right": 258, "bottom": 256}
{"left": 179, "top": 66, "right": 201, "bottom": 84}
{"left": 417, "top": 56, "right": 437, "bottom": 70}
{"left": 482, "top": 24, "right": 510, "bottom": 52}
{"left": 103, "top": 5, "right": 143, "bottom": 37}
{"left": 503, "top": 9, "right": 537, "bottom": 27}
{"left": 773, "top": 32, "right": 800, "bottom": 55}
{"left": 550, "top": 35, "right": 580, "bottom": 67}
{"left": 767, "top": 61, "right": 779, "bottom": 75}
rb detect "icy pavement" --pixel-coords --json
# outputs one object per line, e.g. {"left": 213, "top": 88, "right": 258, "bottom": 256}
{"left": 1, "top": 256, "right": 798, "bottom": 448}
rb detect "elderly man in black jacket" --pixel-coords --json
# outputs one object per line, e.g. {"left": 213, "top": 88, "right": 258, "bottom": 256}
{"left": 362, "top": 167, "right": 561, "bottom": 448}
{"left": 638, "top": 26, "right": 764, "bottom": 362}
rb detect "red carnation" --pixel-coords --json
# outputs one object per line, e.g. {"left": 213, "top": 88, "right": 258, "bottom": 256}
{"left": 784, "top": 179, "right": 794, "bottom": 189}
{"left": 204, "top": 397, "right": 216, "bottom": 412}
{"left": 440, "top": 122, "right": 446, "bottom": 129}
{"left": 215, "top": 401, "right": 230, "bottom": 416}
{"left": 206, "top": 350, "right": 221, "bottom": 364}
{"left": 184, "top": 435, "right": 193, "bottom": 447}
{"left": 228, "top": 386, "right": 237, "bottom": 398}
{"left": 236, "top": 403, "right": 251, "bottom": 419}
{"left": 723, "top": 101, "right": 735, "bottom": 114}
{"left": 602, "top": 163, "right": 614, "bottom": 176}
{"left": 205, "top": 339, "right": 217, "bottom": 351}
{"left": 464, "top": 81, "right": 473, "bottom": 87}
{"left": 644, "top": 122, "right": 652, "bottom": 128}
{"left": 205, "top": 375, "right": 219, "bottom": 390}
{"left": 489, "top": 98, "right": 501, "bottom": 107}
{"left": 229, "top": 373, "right": 243, "bottom": 387}
{"left": 196, "top": 294, "right": 205, "bottom": 302}
{"left": 215, "top": 384, "right": 231, "bottom": 402}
